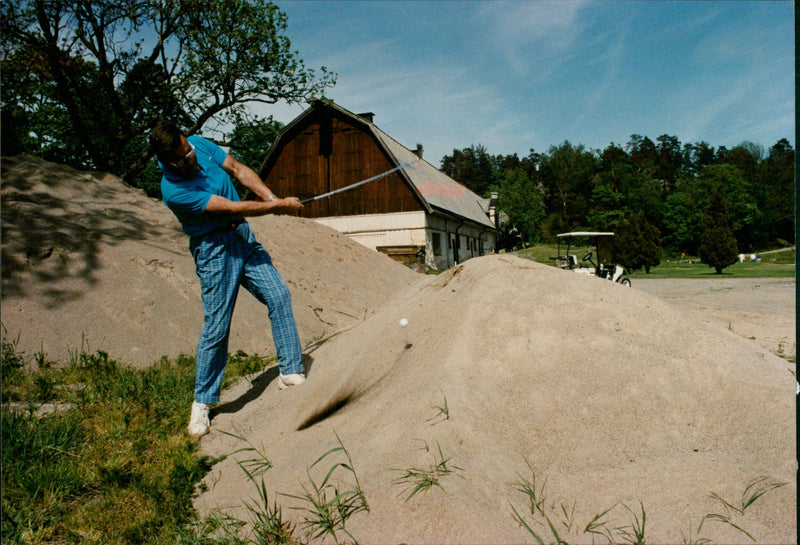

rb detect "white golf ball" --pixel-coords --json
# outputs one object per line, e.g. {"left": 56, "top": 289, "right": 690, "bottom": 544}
{"left": 398, "top": 318, "right": 409, "bottom": 328}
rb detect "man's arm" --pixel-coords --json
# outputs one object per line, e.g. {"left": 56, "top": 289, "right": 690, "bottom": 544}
{"left": 222, "top": 154, "right": 274, "bottom": 200}
{"left": 205, "top": 154, "right": 303, "bottom": 216}
{"left": 205, "top": 194, "right": 302, "bottom": 216}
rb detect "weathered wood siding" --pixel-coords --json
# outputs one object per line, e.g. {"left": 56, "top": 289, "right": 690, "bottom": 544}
{"left": 263, "top": 114, "right": 423, "bottom": 218}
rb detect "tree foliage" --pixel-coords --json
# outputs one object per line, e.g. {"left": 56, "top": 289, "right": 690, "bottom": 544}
{"left": 699, "top": 188, "right": 739, "bottom": 274}
{"left": 497, "top": 168, "right": 545, "bottom": 248}
{"left": 439, "top": 144, "right": 494, "bottom": 197}
{"left": 614, "top": 210, "right": 661, "bottom": 273}
{"left": 1, "top": 0, "right": 335, "bottom": 185}
{"left": 441, "top": 134, "right": 793, "bottom": 261}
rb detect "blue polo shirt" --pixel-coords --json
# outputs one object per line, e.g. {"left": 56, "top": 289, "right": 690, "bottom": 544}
{"left": 160, "top": 135, "right": 241, "bottom": 236}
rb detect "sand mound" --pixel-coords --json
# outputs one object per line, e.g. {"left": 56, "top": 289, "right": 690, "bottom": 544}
{"left": 1, "top": 156, "right": 417, "bottom": 366}
{"left": 196, "top": 255, "right": 795, "bottom": 544}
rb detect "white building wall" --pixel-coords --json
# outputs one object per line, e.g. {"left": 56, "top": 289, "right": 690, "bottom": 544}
{"left": 315, "top": 211, "right": 427, "bottom": 250}
{"left": 314, "top": 210, "right": 496, "bottom": 271}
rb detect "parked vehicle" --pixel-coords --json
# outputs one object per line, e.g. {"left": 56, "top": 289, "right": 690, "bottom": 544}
{"left": 552, "top": 232, "right": 631, "bottom": 286}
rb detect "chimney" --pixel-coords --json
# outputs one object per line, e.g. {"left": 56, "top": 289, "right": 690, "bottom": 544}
{"left": 413, "top": 143, "right": 424, "bottom": 159}
{"left": 358, "top": 112, "right": 375, "bottom": 123}
{"left": 489, "top": 191, "right": 499, "bottom": 227}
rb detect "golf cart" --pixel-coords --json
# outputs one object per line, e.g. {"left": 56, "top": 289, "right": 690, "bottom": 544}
{"left": 552, "top": 232, "right": 631, "bottom": 286}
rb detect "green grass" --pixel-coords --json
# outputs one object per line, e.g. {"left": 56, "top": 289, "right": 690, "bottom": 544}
{"left": 514, "top": 245, "right": 795, "bottom": 278}
{"left": 0, "top": 338, "right": 270, "bottom": 545}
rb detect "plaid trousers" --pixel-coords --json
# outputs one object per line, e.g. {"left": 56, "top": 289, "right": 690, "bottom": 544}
{"left": 189, "top": 222, "right": 303, "bottom": 404}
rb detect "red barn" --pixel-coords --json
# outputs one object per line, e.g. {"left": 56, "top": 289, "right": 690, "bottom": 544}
{"left": 258, "top": 100, "right": 496, "bottom": 270}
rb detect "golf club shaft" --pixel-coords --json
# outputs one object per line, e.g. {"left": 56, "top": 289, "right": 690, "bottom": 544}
{"left": 300, "top": 162, "right": 413, "bottom": 204}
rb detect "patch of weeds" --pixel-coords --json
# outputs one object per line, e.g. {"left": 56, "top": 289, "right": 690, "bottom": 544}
{"left": 222, "top": 350, "right": 274, "bottom": 390}
{"left": 509, "top": 457, "right": 570, "bottom": 544}
{"left": 177, "top": 511, "right": 251, "bottom": 545}
{"left": 698, "top": 476, "right": 787, "bottom": 542}
{"left": 391, "top": 440, "right": 464, "bottom": 502}
{"left": 776, "top": 338, "right": 795, "bottom": 363}
{"left": 509, "top": 459, "right": 786, "bottom": 544}
{"left": 619, "top": 501, "right": 647, "bottom": 545}
{"left": 2, "top": 330, "right": 28, "bottom": 402}
{"left": 1, "top": 328, "right": 25, "bottom": 372}
{"left": 220, "top": 432, "right": 296, "bottom": 544}
{"left": 190, "top": 431, "right": 369, "bottom": 544}
{"left": 284, "top": 431, "right": 369, "bottom": 544}
{"left": 425, "top": 389, "right": 450, "bottom": 425}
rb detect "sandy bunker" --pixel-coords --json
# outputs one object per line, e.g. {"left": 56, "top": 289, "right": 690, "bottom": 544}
{"left": 197, "top": 255, "right": 795, "bottom": 544}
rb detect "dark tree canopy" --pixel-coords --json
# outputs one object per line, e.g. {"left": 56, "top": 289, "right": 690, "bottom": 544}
{"left": 1, "top": 0, "right": 335, "bottom": 184}
{"left": 699, "top": 188, "right": 739, "bottom": 274}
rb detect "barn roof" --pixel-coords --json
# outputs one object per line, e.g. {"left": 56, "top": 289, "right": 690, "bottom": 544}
{"left": 262, "top": 100, "right": 496, "bottom": 230}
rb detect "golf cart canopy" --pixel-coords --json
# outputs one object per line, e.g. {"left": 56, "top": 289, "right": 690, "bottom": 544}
{"left": 552, "top": 231, "right": 631, "bottom": 286}
{"left": 556, "top": 232, "right": 614, "bottom": 238}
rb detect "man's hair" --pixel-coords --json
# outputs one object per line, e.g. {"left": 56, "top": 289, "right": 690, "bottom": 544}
{"left": 149, "top": 120, "right": 183, "bottom": 160}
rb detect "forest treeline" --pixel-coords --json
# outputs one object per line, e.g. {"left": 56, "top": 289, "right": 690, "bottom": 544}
{"left": 439, "top": 136, "right": 794, "bottom": 269}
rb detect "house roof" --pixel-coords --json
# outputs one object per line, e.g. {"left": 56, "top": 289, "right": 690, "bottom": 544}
{"left": 262, "top": 100, "right": 496, "bottom": 230}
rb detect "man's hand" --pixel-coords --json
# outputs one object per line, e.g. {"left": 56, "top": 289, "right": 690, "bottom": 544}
{"left": 273, "top": 196, "right": 303, "bottom": 213}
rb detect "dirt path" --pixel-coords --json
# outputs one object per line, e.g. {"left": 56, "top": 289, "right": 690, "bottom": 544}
{"left": 633, "top": 277, "right": 795, "bottom": 361}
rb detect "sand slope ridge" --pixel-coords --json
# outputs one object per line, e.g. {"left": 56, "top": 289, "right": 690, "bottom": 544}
{"left": 1, "top": 155, "right": 417, "bottom": 366}
{"left": 196, "top": 254, "right": 796, "bottom": 544}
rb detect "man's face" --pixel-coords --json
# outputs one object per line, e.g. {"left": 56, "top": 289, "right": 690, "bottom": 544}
{"left": 164, "top": 135, "right": 200, "bottom": 179}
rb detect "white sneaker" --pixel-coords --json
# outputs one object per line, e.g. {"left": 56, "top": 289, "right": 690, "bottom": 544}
{"left": 188, "top": 402, "right": 210, "bottom": 437}
{"left": 277, "top": 373, "right": 306, "bottom": 390}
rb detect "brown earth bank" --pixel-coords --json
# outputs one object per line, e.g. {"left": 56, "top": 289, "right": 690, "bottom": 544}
{"left": 1, "top": 157, "right": 795, "bottom": 544}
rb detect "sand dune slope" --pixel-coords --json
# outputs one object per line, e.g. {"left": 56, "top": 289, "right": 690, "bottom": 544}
{"left": 196, "top": 255, "right": 796, "bottom": 544}
{"left": 1, "top": 155, "right": 417, "bottom": 367}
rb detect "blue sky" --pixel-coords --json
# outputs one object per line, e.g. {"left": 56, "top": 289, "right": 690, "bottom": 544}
{"left": 259, "top": 1, "right": 794, "bottom": 166}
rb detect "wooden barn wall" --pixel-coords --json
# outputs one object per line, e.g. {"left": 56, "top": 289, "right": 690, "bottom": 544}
{"left": 264, "top": 114, "right": 423, "bottom": 218}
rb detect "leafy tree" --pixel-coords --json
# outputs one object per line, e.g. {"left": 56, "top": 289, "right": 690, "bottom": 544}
{"left": 588, "top": 144, "right": 628, "bottom": 227}
{"left": 660, "top": 191, "right": 702, "bottom": 254}
{"left": 587, "top": 173, "right": 624, "bottom": 228}
{"left": 1, "top": 0, "right": 335, "bottom": 185}
{"left": 682, "top": 141, "right": 717, "bottom": 178}
{"left": 760, "top": 138, "right": 795, "bottom": 244}
{"left": 495, "top": 149, "right": 542, "bottom": 184}
{"left": 539, "top": 141, "right": 598, "bottom": 235}
{"left": 614, "top": 213, "right": 640, "bottom": 272}
{"left": 626, "top": 134, "right": 658, "bottom": 177}
{"left": 655, "top": 134, "right": 683, "bottom": 190}
{"left": 226, "top": 116, "right": 284, "bottom": 172}
{"left": 637, "top": 211, "right": 662, "bottom": 273}
{"left": 699, "top": 188, "right": 738, "bottom": 274}
{"left": 725, "top": 142, "right": 764, "bottom": 185}
{"left": 497, "top": 168, "right": 545, "bottom": 249}
{"left": 221, "top": 115, "right": 284, "bottom": 198}
{"left": 696, "top": 164, "right": 759, "bottom": 251}
{"left": 614, "top": 210, "right": 661, "bottom": 273}
{"left": 440, "top": 144, "right": 495, "bottom": 197}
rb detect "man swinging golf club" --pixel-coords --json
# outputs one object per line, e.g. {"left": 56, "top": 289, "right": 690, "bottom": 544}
{"left": 150, "top": 120, "right": 306, "bottom": 437}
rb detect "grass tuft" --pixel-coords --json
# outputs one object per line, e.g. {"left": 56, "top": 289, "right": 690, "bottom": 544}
{"left": 425, "top": 389, "right": 450, "bottom": 425}
{"left": 391, "top": 441, "right": 464, "bottom": 502}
